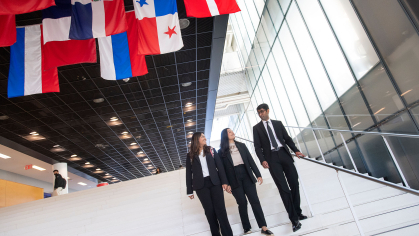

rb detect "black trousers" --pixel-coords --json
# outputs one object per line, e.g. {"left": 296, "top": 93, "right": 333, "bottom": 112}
{"left": 231, "top": 164, "right": 267, "bottom": 230}
{"left": 195, "top": 177, "right": 233, "bottom": 236}
{"left": 269, "top": 148, "right": 302, "bottom": 223}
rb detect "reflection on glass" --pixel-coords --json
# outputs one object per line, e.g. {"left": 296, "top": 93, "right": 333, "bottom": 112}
{"left": 266, "top": 0, "right": 284, "bottom": 31}
{"left": 321, "top": 0, "right": 379, "bottom": 80}
{"left": 278, "top": 0, "right": 291, "bottom": 11}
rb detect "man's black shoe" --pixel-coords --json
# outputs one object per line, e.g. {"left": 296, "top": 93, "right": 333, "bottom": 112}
{"left": 298, "top": 214, "right": 308, "bottom": 220}
{"left": 261, "top": 229, "right": 274, "bottom": 235}
{"left": 292, "top": 221, "right": 302, "bottom": 232}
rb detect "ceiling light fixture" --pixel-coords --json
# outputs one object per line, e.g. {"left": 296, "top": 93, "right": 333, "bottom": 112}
{"left": 71, "top": 154, "right": 77, "bottom": 157}
{"left": 32, "top": 165, "right": 46, "bottom": 171}
{"left": 105, "top": 173, "right": 110, "bottom": 175}
{"left": 112, "top": 177, "right": 117, "bottom": 179}
{"left": 182, "top": 82, "right": 192, "bottom": 87}
{"left": 85, "top": 162, "right": 90, "bottom": 165}
{"left": 93, "top": 98, "right": 104, "bottom": 103}
{"left": 110, "top": 117, "right": 119, "bottom": 122}
{"left": 185, "top": 102, "right": 193, "bottom": 107}
{"left": 53, "top": 145, "right": 60, "bottom": 148}
{"left": 179, "top": 19, "right": 190, "bottom": 29}
{"left": 0, "top": 115, "right": 9, "bottom": 120}
{"left": 130, "top": 143, "right": 137, "bottom": 146}
{"left": 122, "top": 78, "right": 130, "bottom": 82}
{"left": 144, "top": 158, "right": 149, "bottom": 161}
{"left": 188, "top": 132, "right": 193, "bottom": 134}
{"left": 96, "top": 168, "right": 101, "bottom": 171}
{"left": 78, "top": 182, "right": 87, "bottom": 186}
{"left": 148, "top": 165, "right": 152, "bottom": 167}
{"left": 138, "top": 151, "right": 144, "bottom": 154}
{"left": 187, "top": 119, "right": 192, "bottom": 122}
{"left": 30, "top": 132, "right": 39, "bottom": 135}
{"left": 121, "top": 131, "right": 128, "bottom": 135}
{"left": 0, "top": 153, "right": 11, "bottom": 159}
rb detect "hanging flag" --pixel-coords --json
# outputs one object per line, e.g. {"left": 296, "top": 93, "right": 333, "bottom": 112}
{"left": 69, "top": 0, "right": 128, "bottom": 40}
{"left": 42, "top": 0, "right": 72, "bottom": 44}
{"left": 98, "top": 11, "right": 148, "bottom": 80}
{"left": 8, "top": 25, "right": 59, "bottom": 98}
{"left": 183, "top": 0, "right": 240, "bottom": 18}
{"left": 0, "top": 0, "right": 56, "bottom": 15}
{"left": 0, "top": 15, "right": 16, "bottom": 47}
{"left": 133, "top": 0, "right": 183, "bottom": 55}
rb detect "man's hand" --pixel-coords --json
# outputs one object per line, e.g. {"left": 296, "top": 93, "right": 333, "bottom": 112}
{"left": 188, "top": 195, "right": 194, "bottom": 199}
{"left": 295, "top": 152, "right": 305, "bottom": 159}
{"left": 226, "top": 185, "right": 232, "bottom": 194}
{"left": 262, "top": 161, "right": 269, "bottom": 169}
{"left": 257, "top": 177, "right": 263, "bottom": 185}
{"left": 222, "top": 184, "right": 228, "bottom": 191}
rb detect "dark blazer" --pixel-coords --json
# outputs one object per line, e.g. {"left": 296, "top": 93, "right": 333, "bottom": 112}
{"left": 218, "top": 141, "right": 262, "bottom": 190}
{"left": 186, "top": 147, "right": 229, "bottom": 195}
{"left": 253, "top": 120, "right": 300, "bottom": 164}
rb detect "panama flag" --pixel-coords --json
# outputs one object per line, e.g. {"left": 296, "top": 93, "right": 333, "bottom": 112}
{"left": 69, "top": 0, "right": 128, "bottom": 40}
{"left": 98, "top": 11, "right": 148, "bottom": 80}
{"left": 133, "top": 0, "right": 183, "bottom": 55}
{"left": 8, "top": 25, "right": 59, "bottom": 98}
{"left": 183, "top": 0, "right": 240, "bottom": 18}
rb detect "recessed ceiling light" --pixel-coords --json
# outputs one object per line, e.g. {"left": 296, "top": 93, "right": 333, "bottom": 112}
{"left": 138, "top": 151, "right": 144, "bottom": 154}
{"left": 136, "top": 135, "right": 142, "bottom": 139}
{"left": 85, "top": 162, "right": 90, "bottom": 165}
{"left": 30, "top": 132, "right": 39, "bottom": 135}
{"left": 144, "top": 158, "right": 148, "bottom": 161}
{"left": 148, "top": 165, "right": 152, "bottom": 167}
{"left": 185, "top": 102, "right": 193, "bottom": 107}
{"left": 32, "top": 165, "right": 46, "bottom": 171}
{"left": 188, "top": 131, "right": 193, "bottom": 134}
{"left": 130, "top": 143, "right": 137, "bottom": 146}
{"left": 93, "top": 98, "right": 104, "bottom": 103}
{"left": 96, "top": 168, "right": 101, "bottom": 171}
{"left": 112, "top": 177, "right": 117, "bottom": 179}
{"left": 0, "top": 115, "right": 9, "bottom": 120}
{"left": 0, "top": 153, "right": 11, "bottom": 159}
{"left": 182, "top": 82, "right": 192, "bottom": 87}
{"left": 122, "top": 78, "right": 130, "bottom": 82}
{"left": 121, "top": 131, "right": 128, "bottom": 135}
{"left": 105, "top": 173, "right": 110, "bottom": 175}
{"left": 110, "top": 117, "right": 118, "bottom": 121}
{"left": 179, "top": 19, "right": 190, "bottom": 29}
{"left": 187, "top": 119, "right": 192, "bottom": 122}
{"left": 71, "top": 154, "right": 77, "bottom": 157}
{"left": 78, "top": 182, "right": 87, "bottom": 186}
{"left": 53, "top": 145, "right": 60, "bottom": 148}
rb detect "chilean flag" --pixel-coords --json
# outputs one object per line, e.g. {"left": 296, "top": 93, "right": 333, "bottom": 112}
{"left": 98, "top": 11, "right": 148, "bottom": 80}
{"left": 0, "top": 0, "right": 56, "bottom": 15}
{"left": 134, "top": 0, "right": 183, "bottom": 55}
{"left": 183, "top": 0, "right": 240, "bottom": 18}
{"left": 69, "top": 0, "right": 127, "bottom": 40}
{"left": 0, "top": 15, "right": 16, "bottom": 47}
{"left": 8, "top": 25, "right": 59, "bottom": 98}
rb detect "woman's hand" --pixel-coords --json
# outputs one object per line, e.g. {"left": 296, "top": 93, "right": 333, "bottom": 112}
{"left": 188, "top": 195, "right": 194, "bottom": 199}
{"left": 222, "top": 184, "right": 228, "bottom": 191}
{"left": 257, "top": 177, "right": 263, "bottom": 185}
{"left": 226, "top": 185, "right": 232, "bottom": 194}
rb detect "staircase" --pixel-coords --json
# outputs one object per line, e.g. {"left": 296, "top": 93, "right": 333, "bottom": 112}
{"left": 1, "top": 157, "right": 419, "bottom": 236}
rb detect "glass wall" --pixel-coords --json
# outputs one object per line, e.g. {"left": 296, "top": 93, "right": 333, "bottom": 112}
{"left": 229, "top": 0, "right": 419, "bottom": 189}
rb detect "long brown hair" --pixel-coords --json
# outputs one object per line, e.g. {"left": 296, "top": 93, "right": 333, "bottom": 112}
{"left": 188, "top": 132, "right": 210, "bottom": 162}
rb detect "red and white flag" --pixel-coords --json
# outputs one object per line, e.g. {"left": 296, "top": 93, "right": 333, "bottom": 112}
{"left": 184, "top": 0, "right": 240, "bottom": 18}
{"left": 0, "top": 15, "right": 16, "bottom": 47}
{"left": 0, "top": 0, "right": 55, "bottom": 15}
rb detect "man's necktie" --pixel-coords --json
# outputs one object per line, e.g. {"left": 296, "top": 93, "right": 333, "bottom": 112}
{"left": 266, "top": 121, "right": 279, "bottom": 150}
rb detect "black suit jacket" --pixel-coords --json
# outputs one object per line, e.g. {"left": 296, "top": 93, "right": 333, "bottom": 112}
{"left": 186, "top": 147, "right": 229, "bottom": 195}
{"left": 253, "top": 120, "right": 300, "bottom": 164}
{"left": 218, "top": 141, "right": 262, "bottom": 190}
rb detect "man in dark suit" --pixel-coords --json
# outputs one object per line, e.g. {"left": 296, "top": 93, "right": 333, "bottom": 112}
{"left": 253, "top": 104, "right": 307, "bottom": 232}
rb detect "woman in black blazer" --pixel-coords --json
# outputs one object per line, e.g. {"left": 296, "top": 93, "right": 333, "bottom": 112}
{"left": 186, "top": 132, "right": 233, "bottom": 236}
{"left": 218, "top": 128, "right": 273, "bottom": 235}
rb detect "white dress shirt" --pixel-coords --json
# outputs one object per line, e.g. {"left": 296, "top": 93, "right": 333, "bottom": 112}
{"left": 263, "top": 119, "right": 283, "bottom": 150}
{"left": 199, "top": 150, "right": 210, "bottom": 177}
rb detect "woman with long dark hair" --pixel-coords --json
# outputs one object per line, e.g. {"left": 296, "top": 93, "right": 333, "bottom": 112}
{"left": 218, "top": 128, "right": 273, "bottom": 235}
{"left": 186, "top": 132, "right": 233, "bottom": 236}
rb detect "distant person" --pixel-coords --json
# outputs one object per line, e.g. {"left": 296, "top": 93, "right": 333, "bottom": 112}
{"left": 52, "top": 170, "right": 66, "bottom": 196}
{"left": 186, "top": 132, "right": 233, "bottom": 236}
{"left": 156, "top": 167, "right": 162, "bottom": 174}
{"left": 178, "top": 165, "right": 184, "bottom": 169}
{"left": 218, "top": 128, "right": 273, "bottom": 235}
{"left": 253, "top": 104, "right": 307, "bottom": 232}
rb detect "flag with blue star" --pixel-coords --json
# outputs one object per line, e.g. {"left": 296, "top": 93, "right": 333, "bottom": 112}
{"left": 133, "top": 0, "right": 183, "bottom": 55}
